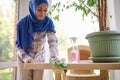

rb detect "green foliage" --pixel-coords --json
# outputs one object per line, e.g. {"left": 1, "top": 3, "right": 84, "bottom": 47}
{"left": 110, "top": 14, "right": 112, "bottom": 19}
{"left": 0, "top": 0, "right": 15, "bottom": 79}
{"left": 58, "top": 37, "right": 67, "bottom": 51}
{"left": 0, "top": 0, "right": 15, "bottom": 61}
{"left": 0, "top": 68, "right": 12, "bottom": 80}
{"left": 48, "top": 0, "right": 99, "bottom": 21}
{"left": 0, "top": 73, "right": 12, "bottom": 80}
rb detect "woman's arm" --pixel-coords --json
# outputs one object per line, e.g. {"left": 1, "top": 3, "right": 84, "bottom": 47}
{"left": 47, "top": 31, "right": 58, "bottom": 58}
{"left": 16, "top": 47, "right": 33, "bottom": 63}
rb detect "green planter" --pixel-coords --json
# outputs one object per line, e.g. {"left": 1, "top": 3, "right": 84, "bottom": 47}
{"left": 86, "top": 30, "right": 120, "bottom": 62}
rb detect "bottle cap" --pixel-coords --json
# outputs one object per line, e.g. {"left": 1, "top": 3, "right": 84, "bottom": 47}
{"left": 70, "top": 37, "right": 77, "bottom": 43}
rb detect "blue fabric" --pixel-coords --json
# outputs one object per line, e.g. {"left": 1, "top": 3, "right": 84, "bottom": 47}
{"left": 16, "top": 0, "right": 55, "bottom": 55}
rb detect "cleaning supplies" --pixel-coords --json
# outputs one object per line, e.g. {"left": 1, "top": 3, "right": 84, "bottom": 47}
{"left": 50, "top": 58, "right": 67, "bottom": 68}
{"left": 70, "top": 37, "right": 80, "bottom": 63}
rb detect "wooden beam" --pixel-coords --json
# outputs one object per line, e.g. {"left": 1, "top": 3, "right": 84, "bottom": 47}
{"left": 24, "top": 60, "right": 120, "bottom": 70}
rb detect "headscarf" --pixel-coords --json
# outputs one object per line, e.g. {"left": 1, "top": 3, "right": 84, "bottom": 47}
{"left": 16, "top": 0, "right": 55, "bottom": 55}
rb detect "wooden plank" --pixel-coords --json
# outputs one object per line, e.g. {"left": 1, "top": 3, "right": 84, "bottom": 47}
{"left": 0, "top": 61, "right": 18, "bottom": 69}
{"left": 24, "top": 60, "right": 120, "bottom": 70}
{"left": 24, "top": 63, "right": 61, "bottom": 70}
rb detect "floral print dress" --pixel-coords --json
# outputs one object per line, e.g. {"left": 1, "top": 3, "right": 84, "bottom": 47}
{"left": 16, "top": 31, "right": 58, "bottom": 63}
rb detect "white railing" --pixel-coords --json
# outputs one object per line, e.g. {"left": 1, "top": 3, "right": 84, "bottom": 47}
{"left": 0, "top": 61, "right": 18, "bottom": 69}
{"left": 0, "top": 61, "right": 18, "bottom": 80}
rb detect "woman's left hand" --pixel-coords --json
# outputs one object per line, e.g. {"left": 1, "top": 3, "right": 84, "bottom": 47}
{"left": 50, "top": 56, "right": 61, "bottom": 62}
{"left": 50, "top": 56, "right": 67, "bottom": 68}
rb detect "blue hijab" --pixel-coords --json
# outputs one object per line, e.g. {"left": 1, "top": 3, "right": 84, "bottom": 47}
{"left": 16, "top": 0, "right": 55, "bottom": 55}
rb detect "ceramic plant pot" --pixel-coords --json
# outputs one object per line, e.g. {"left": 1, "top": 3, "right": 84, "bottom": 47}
{"left": 86, "top": 30, "right": 120, "bottom": 62}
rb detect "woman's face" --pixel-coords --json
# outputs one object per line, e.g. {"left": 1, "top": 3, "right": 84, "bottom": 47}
{"left": 36, "top": 3, "right": 48, "bottom": 20}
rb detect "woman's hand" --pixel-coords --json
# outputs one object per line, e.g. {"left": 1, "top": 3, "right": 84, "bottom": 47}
{"left": 26, "top": 59, "right": 33, "bottom": 63}
{"left": 24, "top": 58, "right": 33, "bottom": 63}
{"left": 50, "top": 56, "right": 61, "bottom": 62}
{"left": 23, "top": 55, "right": 33, "bottom": 63}
{"left": 50, "top": 56, "right": 67, "bottom": 68}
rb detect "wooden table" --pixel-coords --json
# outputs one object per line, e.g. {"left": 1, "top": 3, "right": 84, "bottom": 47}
{"left": 24, "top": 60, "right": 120, "bottom": 80}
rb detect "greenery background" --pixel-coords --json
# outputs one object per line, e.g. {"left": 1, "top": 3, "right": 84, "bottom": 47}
{"left": 0, "top": 0, "right": 15, "bottom": 80}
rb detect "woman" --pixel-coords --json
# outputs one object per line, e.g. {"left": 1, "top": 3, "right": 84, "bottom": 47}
{"left": 16, "top": 0, "right": 59, "bottom": 80}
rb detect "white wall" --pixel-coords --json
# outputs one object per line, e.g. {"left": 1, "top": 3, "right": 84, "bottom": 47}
{"left": 18, "top": 0, "right": 29, "bottom": 19}
{"left": 107, "top": 0, "right": 120, "bottom": 30}
{"left": 114, "top": 0, "right": 120, "bottom": 30}
{"left": 107, "top": 0, "right": 120, "bottom": 80}
{"left": 107, "top": 0, "right": 116, "bottom": 30}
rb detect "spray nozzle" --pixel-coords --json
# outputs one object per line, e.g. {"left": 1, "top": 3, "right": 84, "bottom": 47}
{"left": 70, "top": 37, "right": 77, "bottom": 43}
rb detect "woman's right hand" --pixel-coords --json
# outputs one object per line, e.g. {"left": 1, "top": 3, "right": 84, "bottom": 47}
{"left": 25, "top": 58, "right": 33, "bottom": 63}
{"left": 22, "top": 55, "right": 33, "bottom": 63}
{"left": 23, "top": 58, "right": 33, "bottom": 63}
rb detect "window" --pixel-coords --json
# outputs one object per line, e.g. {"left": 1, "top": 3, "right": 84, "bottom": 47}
{"left": 0, "top": 0, "right": 15, "bottom": 62}
{"left": 0, "top": 0, "right": 17, "bottom": 80}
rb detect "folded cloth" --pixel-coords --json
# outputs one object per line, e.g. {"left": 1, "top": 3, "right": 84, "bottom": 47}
{"left": 50, "top": 58, "right": 67, "bottom": 68}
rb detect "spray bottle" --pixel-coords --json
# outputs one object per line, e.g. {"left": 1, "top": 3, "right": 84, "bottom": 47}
{"left": 70, "top": 37, "right": 80, "bottom": 63}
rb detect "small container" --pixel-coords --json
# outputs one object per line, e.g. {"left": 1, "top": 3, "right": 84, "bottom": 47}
{"left": 70, "top": 37, "right": 80, "bottom": 63}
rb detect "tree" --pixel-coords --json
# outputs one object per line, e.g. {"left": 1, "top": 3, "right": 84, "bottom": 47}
{"left": 48, "top": 0, "right": 107, "bottom": 31}
{"left": 0, "top": 0, "right": 15, "bottom": 61}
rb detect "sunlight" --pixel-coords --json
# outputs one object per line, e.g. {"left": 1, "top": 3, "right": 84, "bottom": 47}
{"left": 52, "top": 0, "right": 99, "bottom": 59}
